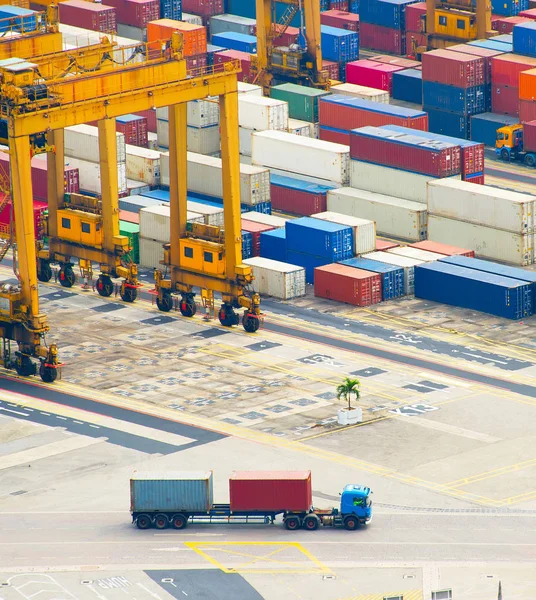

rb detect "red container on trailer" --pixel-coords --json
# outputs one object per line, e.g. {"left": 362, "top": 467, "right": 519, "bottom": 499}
{"left": 359, "top": 23, "right": 405, "bottom": 55}
{"left": 409, "top": 240, "right": 475, "bottom": 257}
{"left": 106, "top": 0, "right": 159, "bottom": 28}
{"left": 320, "top": 126, "right": 350, "bottom": 144}
{"left": 376, "top": 239, "right": 399, "bottom": 251}
{"left": 491, "top": 53, "right": 536, "bottom": 87}
{"left": 519, "top": 99, "right": 536, "bottom": 122}
{"left": 229, "top": 471, "right": 313, "bottom": 513}
{"left": 422, "top": 49, "right": 485, "bottom": 88}
{"left": 491, "top": 84, "right": 519, "bottom": 116}
{"left": 59, "top": 0, "right": 117, "bottom": 32}
{"left": 447, "top": 44, "right": 504, "bottom": 83}
{"left": 519, "top": 7, "right": 536, "bottom": 18}
{"left": 135, "top": 109, "right": 157, "bottom": 133}
{"left": 270, "top": 183, "right": 327, "bottom": 216}
{"left": 405, "top": 2, "right": 426, "bottom": 32}
{"left": 240, "top": 220, "right": 275, "bottom": 256}
{"left": 182, "top": 0, "right": 224, "bottom": 16}
{"left": 320, "top": 9, "right": 359, "bottom": 31}
{"left": 213, "top": 49, "right": 251, "bottom": 81}
{"left": 371, "top": 54, "right": 420, "bottom": 69}
{"left": 522, "top": 119, "right": 536, "bottom": 151}
{"left": 493, "top": 15, "right": 530, "bottom": 32}
{"left": 346, "top": 59, "right": 405, "bottom": 92}
{"left": 322, "top": 59, "right": 340, "bottom": 81}
{"left": 119, "top": 209, "right": 140, "bottom": 224}
{"left": 314, "top": 264, "right": 382, "bottom": 306}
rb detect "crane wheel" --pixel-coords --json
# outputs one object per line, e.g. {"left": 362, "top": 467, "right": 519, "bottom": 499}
{"left": 156, "top": 293, "right": 173, "bottom": 312}
{"left": 179, "top": 301, "right": 197, "bottom": 317}
{"left": 37, "top": 261, "right": 53, "bottom": 283}
{"left": 120, "top": 286, "right": 138, "bottom": 303}
{"left": 136, "top": 514, "right": 152, "bottom": 530}
{"left": 15, "top": 356, "right": 36, "bottom": 377}
{"left": 59, "top": 265, "right": 75, "bottom": 288}
{"left": 343, "top": 516, "right": 359, "bottom": 531}
{"left": 242, "top": 312, "right": 260, "bottom": 333}
{"left": 219, "top": 306, "right": 239, "bottom": 327}
{"left": 39, "top": 364, "right": 58, "bottom": 383}
{"left": 303, "top": 515, "right": 320, "bottom": 531}
{"left": 96, "top": 275, "right": 114, "bottom": 297}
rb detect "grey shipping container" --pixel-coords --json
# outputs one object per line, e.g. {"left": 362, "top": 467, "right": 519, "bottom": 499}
{"left": 130, "top": 471, "right": 214, "bottom": 512}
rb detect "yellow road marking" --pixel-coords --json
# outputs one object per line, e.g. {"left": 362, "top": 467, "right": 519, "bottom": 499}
{"left": 447, "top": 458, "right": 536, "bottom": 488}
{"left": 338, "top": 591, "right": 423, "bottom": 600}
{"left": 497, "top": 488, "right": 536, "bottom": 506}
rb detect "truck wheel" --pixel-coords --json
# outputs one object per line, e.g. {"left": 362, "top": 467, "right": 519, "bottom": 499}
{"left": 303, "top": 515, "right": 320, "bottom": 531}
{"left": 171, "top": 514, "right": 187, "bottom": 530}
{"left": 501, "top": 148, "right": 510, "bottom": 161}
{"left": 343, "top": 516, "right": 359, "bottom": 531}
{"left": 284, "top": 517, "right": 300, "bottom": 531}
{"left": 154, "top": 514, "right": 169, "bottom": 529}
{"left": 136, "top": 514, "right": 152, "bottom": 530}
{"left": 525, "top": 154, "right": 536, "bottom": 167}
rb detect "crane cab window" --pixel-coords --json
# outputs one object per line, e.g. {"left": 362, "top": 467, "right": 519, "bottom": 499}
{"left": 62, "top": 217, "right": 71, "bottom": 229}
{"left": 184, "top": 246, "right": 193, "bottom": 258}
{"left": 81, "top": 222, "right": 91, "bottom": 234}
{"left": 457, "top": 19, "right": 465, "bottom": 29}
{"left": 96, "top": 223, "right": 101, "bottom": 231}
{"left": 439, "top": 15, "right": 447, "bottom": 25}
{"left": 204, "top": 251, "right": 213, "bottom": 263}
{"left": 219, "top": 252, "right": 223, "bottom": 261}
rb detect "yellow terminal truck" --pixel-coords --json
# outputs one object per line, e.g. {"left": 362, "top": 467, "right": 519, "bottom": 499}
{"left": 495, "top": 123, "right": 536, "bottom": 166}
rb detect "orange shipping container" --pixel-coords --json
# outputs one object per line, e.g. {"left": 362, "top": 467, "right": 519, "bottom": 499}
{"left": 147, "top": 19, "right": 207, "bottom": 56}
{"left": 519, "top": 67, "right": 536, "bottom": 100}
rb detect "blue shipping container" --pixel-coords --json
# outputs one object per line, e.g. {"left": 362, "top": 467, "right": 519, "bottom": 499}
{"left": 349, "top": 0, "right": 360, "bottom": 11}
{"left": 286, "top": 250, "right": 329, "bottom": 284}
{"left": 491, "top": 0, "right": 526, "bottom": 15}
{"left": 0, "top": 6, "right": 37, "bottom": 32}
{"left": 242, "top": 231, "right": 253, "bottom": 259}
{"left": 270, "top": 173, "right": 337, "bottom": 196}
{"left": 320, "top": 25, "right": 359, "bottom": 63}
{"left": 414, "top": 262, "right": 531, "bottom": 320}
{"left": 211, "top": 31, "right": 257, "bottom": 53}
{"left": 286, "top": 217, "right": 353, "bottom": 262}
{"left": 426, "top": 107, "right": 471, "bottom": 139}
{"left": 392, "top": 69, "right": 423, "bottom": 104}
{"left": 159, "top": 0, "right": 181, "bottom": 20}
{"left": 423, "top": 81, "right": 487, "bottom": 115}
{"left": 339, "top": 257, "right": 405, "bottom": 300}
{"left": 470, "top": 112, "right": 519, "bottom": 147}
{"left": 206, "top": 44, "right": 226, "bottom": 65}
{"left": 359, "top": 0, "right": 416, "bottom": 29}
{"left": 260, "top": 228, "right": 287, "bottom": 263}
{"left": 467, "top": 39, "right": 513, "bottom": 52}
{"left": 226, "top": 0, "right": 302, "bottom": 26}
{"left": 439, "top": 255, "right": 535, "bottom": 316}
{"left": 513, "top": 21, "right": 536, "bottom": 57}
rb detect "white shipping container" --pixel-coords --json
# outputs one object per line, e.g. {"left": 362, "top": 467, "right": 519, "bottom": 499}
{"left": 160, "top": 151, "right": 271, "bottom": 205}
{"left": 239, "top": 126, "right": 253, "bottom": 157}
{"left": 241, "top": 211, "right": 287, "bottom": 228}
{"left": 252, "top": 130, "right": 350, "bottom": 185}
{"left": 387, "top": 246, "right": 447, "bottom": 262}
{"left": 139, "top": 205, "right": 203, "bottom": 243}
{"left": 210, "top": 13, "right": 256, "bottom": 36}
{"left": 60, "top": 24, "right": 145, "bottom": 63}
{"left": 65, "top": 124, "right": 126, "bottom": 165}
{"left": 127, "top": 180, "right": 151, "bottom": 196}
{"left": 157, "top": 98, "right": 220, "bottom": 128}
{"left": 238, "top": 95, "right": 289, "bottom": 131}
{"left": 361, "top": 251, "right": 425, "bottom": 295}
{"left": 288, "top": 118, "right": 314, "bottom": 137}
{"left": 125, "top": 144, "right": 161, "bottom": 186}
{"left": 243, "top": 257, "right": 306, "bottom": 300}
{"left": 330, "top": 83, "right": 390, "bottom": 103}
{"left": 237, "top": 81, "right": 263, "bottom": 96}
{"left": 147, "top": 132, "right": 159, "bottom": 150}
{"left": 187, "top": 201, "right": 224, "bottom": 227}
{"left": 428, "top": 215, "right": 534, "bottom": 266}
{"left": 427, "top": 179, "right": 535, "bottom": 234}
{"left": 139, "top": 236, "right": 165, "bottom": 268}
{"left": 327, "top": 187, "right": 427, "bottom": 241}
{"left": 117, "top": 23, "right": 146, "bottom": 41}
{"left": 63, "top": 157, "right": 127, "bottom": 194}
{"left": 311, "top": 211, "right": 376, "bottom": 255}
{"left": 351, "top": 160, "right": 461, "bottom": 204}
{"left": 182, "top": 12, "right": 203, "bottom": 25}
{"left": 157, "top": 121, "right": 220, "bottom": 155}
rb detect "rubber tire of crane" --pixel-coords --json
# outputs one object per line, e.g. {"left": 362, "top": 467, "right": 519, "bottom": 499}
{"left": 154, "top": 514, "right": 169, "bottom": 530}
{"left": 59, "top": 265, "right": 75, "bottom": 288}
{"left": 284, "top": 517, "right": 301, "bottom": 531}
{"left": 171, "top": 514, "right": 188, "bottom": 530}
{"left": 15, "top": 356, "right": 36, "bottom": 377}
{"left": 156, "top": 293, "right": 173, "bottom": 312}
{"left": 343, "top": 516, "right": 359, "bottom": 531}
{"left": 96, "top": 275, "right": 114, "bottom": 298}
{"left": 218, "top": 307, "right": 238, "bottom": 327}
{"left": 120, "top": 286, "right": 138, "bottom": 303}
{"left": 303, "top": 515, "right": 320, "bottom": 531}
{"left": 525, "top": 154, "right": 536, "bottom": 167}
{"left": 39, "top": 363, "right": 58, "bottom": 383}
{"left": 501, "top": 148, "right": 510, "bottom": 162}
{"left": 242, "top": 312, "right": 260, "bottom": 333}
{"left": 179, "top": 301, "right": 197, "bottom": 317}
{"left": 37, "top": 261, "right": 53, "bottom": 283}
{"left": 136, "top": 515, "right": 152, "bottom": 530}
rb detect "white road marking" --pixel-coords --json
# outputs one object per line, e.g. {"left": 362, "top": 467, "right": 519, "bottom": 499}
{"left": 136, "top": 583, "right": 164, "bottom": 600}
{"left": 56, "top": 416, "right": 67, "bottom": 420}
{"left": 0, "top": 407, "right": 29, "bottom": 417}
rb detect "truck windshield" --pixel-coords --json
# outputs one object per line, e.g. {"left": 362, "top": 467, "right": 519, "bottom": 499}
{"left": 496, "top": 132, "right": 505, "bottom": 141}
{"left": 366, "top": 497, "right": 372, "bottom": 507}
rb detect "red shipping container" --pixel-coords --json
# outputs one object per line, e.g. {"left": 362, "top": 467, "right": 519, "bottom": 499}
{"left": 329, "top": 0, "right": 349, "bottom": 9}
{"left": 464, "top": 173, "right": 485, "bottom": 184}
{"left": 314, "top": 263, "right": 382, "bottom": 306}
{"left": 106, "top": 0, "right": 158, "bottom": 28}
{"left": 405, "top": 2, "right": 426, "bottom": 32}
{"left": 229, "top": 471, "right": 313, "bottom": 512}
{"left": 256, "top": 24, "right": 299, "bottom": 46}
{"left": 270, "top": 183, "right": 327, "bottom": 216}
{"left": 320, "top": 126, "right": 350, "bottom": 145}
{"left": 371, "top": 54, "right": 420, "bottom": 69}
{"left": 409, "top": 240, "right": 475, "bottom": 257}
{"left": 522, "top": 119, "right": 536, "bottom": 151}
{"left": 59, "top": 0, "right": 116, "bottom": 32}
{"left": 135, "top": 109, "right": 157, "bottom": 133}
{"left": 491, "top": 84, "right": 519, "bottom": 116}
{"left": 519, "top": 7, "right": 536, "bottom": 18}
{"left": 422, "top": 49, "right": 485, "bottom": 88}
{"left": 241, "top": 220, "right": 275, "bottom": 256}
{"left": 213, "top": 49, "right": 251, "bottom": 81}
{"left": 185, "top": 52, "right": 207, "bottom": 73}
{"left": 182, "top": 0, "right": 224, "bottom": 16}
{"left": 461, "top": 142, "right": 485, "bottom": 177}
{"left": 493, "top": 15, "right": 530, "bottom": 32}
{"left": 376, "top": 239, "right": 399, "bottom": 251}
{"left": 346, "top": 59, "right": 405, "bottom": 92}
{"left": 350, "top": 127, "right": 461, "bottom": 177}
{"left": 322, "top": 59, "right": 339, "bottom": 81}
{"left": 530, "top": 0, "right": 536, "bottom": 8}
{"left": 360, "top": 22, "right": 405, "bottom": 55}
{"left": 448, "top": 44, "right": 504, "bottom": 83}
{"left": 491, "top": 53, "right": 536, "bottom": 87}
{"left": 319, "top": 96, "right": 428, "bottom": 131}
{"left": 0, "top": 198, "right": 47, "bottom": 239}
{"left": 116, "top": 115, "right": 148, "bottom": 147}
{"left": 320, "top": 9, "right": 359, "bottom": 31}
{"left": 519, "top": 99, "right": 536, "bottom": 122}
{"left": 405, "top": 31, "right": 426, "bottom": 57}
{"left": 120, "top": 209, "right": 140, "bottom": 224}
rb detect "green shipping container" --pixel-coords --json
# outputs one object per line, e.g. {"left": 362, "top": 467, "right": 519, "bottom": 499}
{"left": 120, "top": 220, "right": 140, "bottom": 264}
{"left": 270, "top": 83, "right": 330, "bottom": 123}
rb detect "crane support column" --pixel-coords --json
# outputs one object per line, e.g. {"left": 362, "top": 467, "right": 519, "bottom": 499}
{"left": 168, "top": 103, "right": 188, "bottom": 263}
{"left": 46, "top": 128, "right": 64, "bottom": 240}
{"left": 98, "top": 118, "right": 120, "bottom": 247}
{"left": 303, "top": 0, "right": 324, "bottom": 77}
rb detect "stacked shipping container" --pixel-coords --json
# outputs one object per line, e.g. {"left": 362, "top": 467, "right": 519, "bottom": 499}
{"left": 359, "top": 0, "right": 418, "bottom": 55}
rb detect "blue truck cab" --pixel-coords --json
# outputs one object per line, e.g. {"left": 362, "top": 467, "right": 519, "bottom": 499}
{"left": 341, "top": 484, "right": 372, "bottom": 524}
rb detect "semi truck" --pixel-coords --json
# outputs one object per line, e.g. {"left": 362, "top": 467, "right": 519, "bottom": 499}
{"left": 130, "top": 470, "right": 372, "bottom": 531}
{"left": 495, "top": 123, "right": 536, "bottom": 166}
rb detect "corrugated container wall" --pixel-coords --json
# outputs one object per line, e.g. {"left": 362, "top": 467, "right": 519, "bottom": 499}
{"left": 320, "top": 25, "right": 359, "bottom": 63}
{"left": 409, "top": 240, "right": 475, "bottom": 257}
{"left": 59, "top": 0, "right": 117, "bottom": 32}
{"left": 260, "top": 228, "right": 287, "bottom": 263}
{"left": 270, "top": 83, "right": 330, "bottom": 123}
{"left": 243, "top": 257, "right": 306, "bottom": 300}
{"left": 422, "top": 49, "right": 485, "bottom": 88}
{"left": 392, "top": 69, "right": 423, "bottom": 104}
{"left": 64, "top": 124, "right": 126, "bottom": 164}
{"left": 314, "top": 263, "right": 382, "bottom": 306}
{"left": 330, "top": 82, "right": 390, "bottom": 103}
{"left": 270, "top": 173, "right": 334, "bottom": 215}
{"left": 346, "top": 60, "right": 404, "bottom": 92}
{"left": 311, "top": 211, "right": 376, "bottom": 254}
{"left": 339, "top": 256, "right": 406, "bottom": 300}
{"left": 182, "top": 0, "right": 224, "bottom": 16}
{"left": 286, "top": 217, "right": 354, "bottom": 261}
{"left": 361, "top": 250, "right": 425, "bottom": 295}
{"left": 359, "top": 22, "right": 406, "bottom": 55}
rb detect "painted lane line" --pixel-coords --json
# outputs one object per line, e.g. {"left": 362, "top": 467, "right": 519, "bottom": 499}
{"left": 73, "top": 420, "right": 84, "bottom": 424}
{"left": 136, "top": 583, "right": 164, "bottom": 600}
{"left": 89, "top": 425, "right": 100, "bottom": 429}
{"left": 56, "top": 416, "right": 67, "bottom": 420}
{"left": 0, "top": 407, "right": 29, "bottom": 416}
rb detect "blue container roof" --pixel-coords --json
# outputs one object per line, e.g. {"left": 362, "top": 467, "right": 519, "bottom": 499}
{"left": 213, "top": 31, "right": 256, "bottom": 42}
{"left": 352, "top": 126, "right": 459, "bottom": 151}
{"left": 323, "top": 94, "right": 427, "bottom": 118}
{"left": 287, "top": 216, "right": 352, "bottom": 233}
{"left": 468, "top": 39, "right": 512, "bottom": 51}
{"left": 117, "top": 114, "right": 143, "bottom": 123}
{"left": 270, "top": 173, "right": 336, "bottom": 194}
{"left": 382, "top": 124, "right": 480, "bottom": 148}
{"left": 261, "top": 228, "right": 286, "bottom": 239}
{"left": 141, "top": 189, "right": 169, "bottom": 201}
{"left": 471, "top": 112, "right": 519, "bottom": 124}
{"left": 439, "top": 255, "right": 536, "bottom": 283}
{"left": 513, "top": 21, "right": 536, "bottom": 31}
{"left": 0, "top": 6, "right": 35, "bottom": 15}
{"left": 321, "top": 24, "right": 358, "bottom": 37}
{"left": 393, "top": 68, "right": 423, "bottom": 79}
{"left": 417, "top": 261, "right": 528, "bottom": 289}
{"left": 494, "top": 33, "right": 513, "bottom": 42}
{"left": 339, "top": 257, "right": 402, "bottom": 273}
{"left": 122, "top": 195, "right": 163, "bottom": 207}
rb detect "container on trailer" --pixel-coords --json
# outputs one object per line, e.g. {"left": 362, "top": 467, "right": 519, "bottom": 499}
{"left": 427, "top": 179, "right": 535, "bottom": 234}
{"left": 238, "top": 95, "right": 289, "bottom": 131}
{"left": 270, "top": 173, "right": 334, "bottom": 215}
{"left": 211, "top": 31, "right": 257, "bottom": 53}
{"left": 321, "top": 9, "right": 360, "bottom": 31}
{"left": 260, "top": 228, "right": 287, "bottom": 263}
{"left": 241, "top": 220, "right": 276, "bottom": 256}
{"left": 423, "top": 81, "right": 487, "bottom": 115}
{"left": 241, "top": 211, "right": 287, "bottom": 228}
{"left": 120, "top": 220, "right": 140, "bottom": 263}
{"left": 409, "top": 240, "right": 475, "bottom": 257}
{"left": 319, "top": 95, "right": 428, "bottom": 131}
{"left": 359, "top": 22, "right": 405, "bottom": 55}
{"left": 339, "top": 256, "right": 405, "bottom": 300}
{"left": 182, "top": 0, "right": 224, "bottom": 16}
{"left": 330, "top": 82, "right": 390, "bottom": 103}
{"left": 387, "top": 246, "right": 447, "bottom": 262}
{"left": 270, "top": 83, "right": 331, "bottom": 123}
{"left": 130, "top": 471, "right": 213, "bottom": 512}
{"left": 314, "top": 263, "right": 382, "bottom": 306}
{"left": 243, "top": 257, "right": 306, "bottom": 300}
{"left": 327, "top": 187, "right": 428, "bottom": 241}
{"left": 422, "top": 49, "right": 485, "bottom": 88}
{"left": 392, "top": 69, "right": 423, "bottom": 104}
{"left": 320, "top": 25, "right": 359, "bottom": 63}
{"left": 426, "top": 107, "right": 471, "bottom": 139}
{"left": 209, "top": 13, "right": 255, "bottom": 36}
{"left": 251, "top": 131, "right": 350, "bottom": 185}
{"left": 229, "top": 471, "right": 313, "bottom": 513}
{"left": 64, "top": 124, "right": 126, "bottom": 164}
{"left": 345, "top": 59, "right": 405, "bottom": 92}
{"left": 427, "top": 215, "right": 533, "bottom": 265}
{"left": 59, "top": 0, "right": 116, "bottom": 32}
{"left": 361, "top": 250, "right": 424, "bottom": 295}
{"left": 125, "top": 145, "right": 160, "bottom": 186}
{"left": 311, "top": 211, "right": 376, "bottom": 254}
{"left": 139, "top": 236, "right": 164, "bottom": 268}
{"left": 414, "top": 262, "right": 532, "bottom": 319}
{"left": 469, "top": 112, "right": 519, "bottom": 146}
{"left": 286, "top": 216, "right": 353, "bottom": 261}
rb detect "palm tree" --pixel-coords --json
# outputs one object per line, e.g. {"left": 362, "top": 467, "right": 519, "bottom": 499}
{"left": 336, "top": 377, "right": 360, "bottom": 411}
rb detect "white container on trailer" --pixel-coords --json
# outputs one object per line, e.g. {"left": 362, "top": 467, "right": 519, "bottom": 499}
{"left": 251, "top": 130, "right": 350, "bottom": 185}
{"left": 238, "top": 95, "right": 289, "bottom": 131}
{"left": 139, "top": 236, "right": 165, "bottom": 268}
{"left": 327, "top": 187, "right": 427, "bottom": 241}
{"left": 330, "top": 83, "right": 390, "bottom": 103}
{"left": 311, "top": 211, "right": 376, "bottom": 255}
{"left": 428, "top": 215, "right": 534, "bottom": 266}
{"left": 125, "top": 144, "right": 161, "bottom": 186}
{"left": 241, "top": 211, "right": 287, "bottom": 228}
{"left": 237, "top": 81, "right": 263, "bottom": 96}
{"left": 139, "top": 205, "right": 203, "bottom": 243}
{"left": 63, "top": 157, "right": 127, "bottom": 194}
{"left": 64, "top": 124, "right": 126, "bottom": 164}
{"left": 288, "top": 118, "right": 314, "bottom": 136}
{"left": 361, "top": 251, "right": 425, "bottom": 295}
{"left": 243, "top": 257, "right": 306, "bottom": 299}
{"left": 427, "top": 179, "right": 535, "bottom": 234}
{"left": 387, "top": 246, "right": 447, "bottom": 262}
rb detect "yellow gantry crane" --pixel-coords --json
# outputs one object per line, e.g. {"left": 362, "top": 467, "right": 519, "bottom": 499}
{"left": 252, "top": 0, "right": 329, "bottom": 94}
